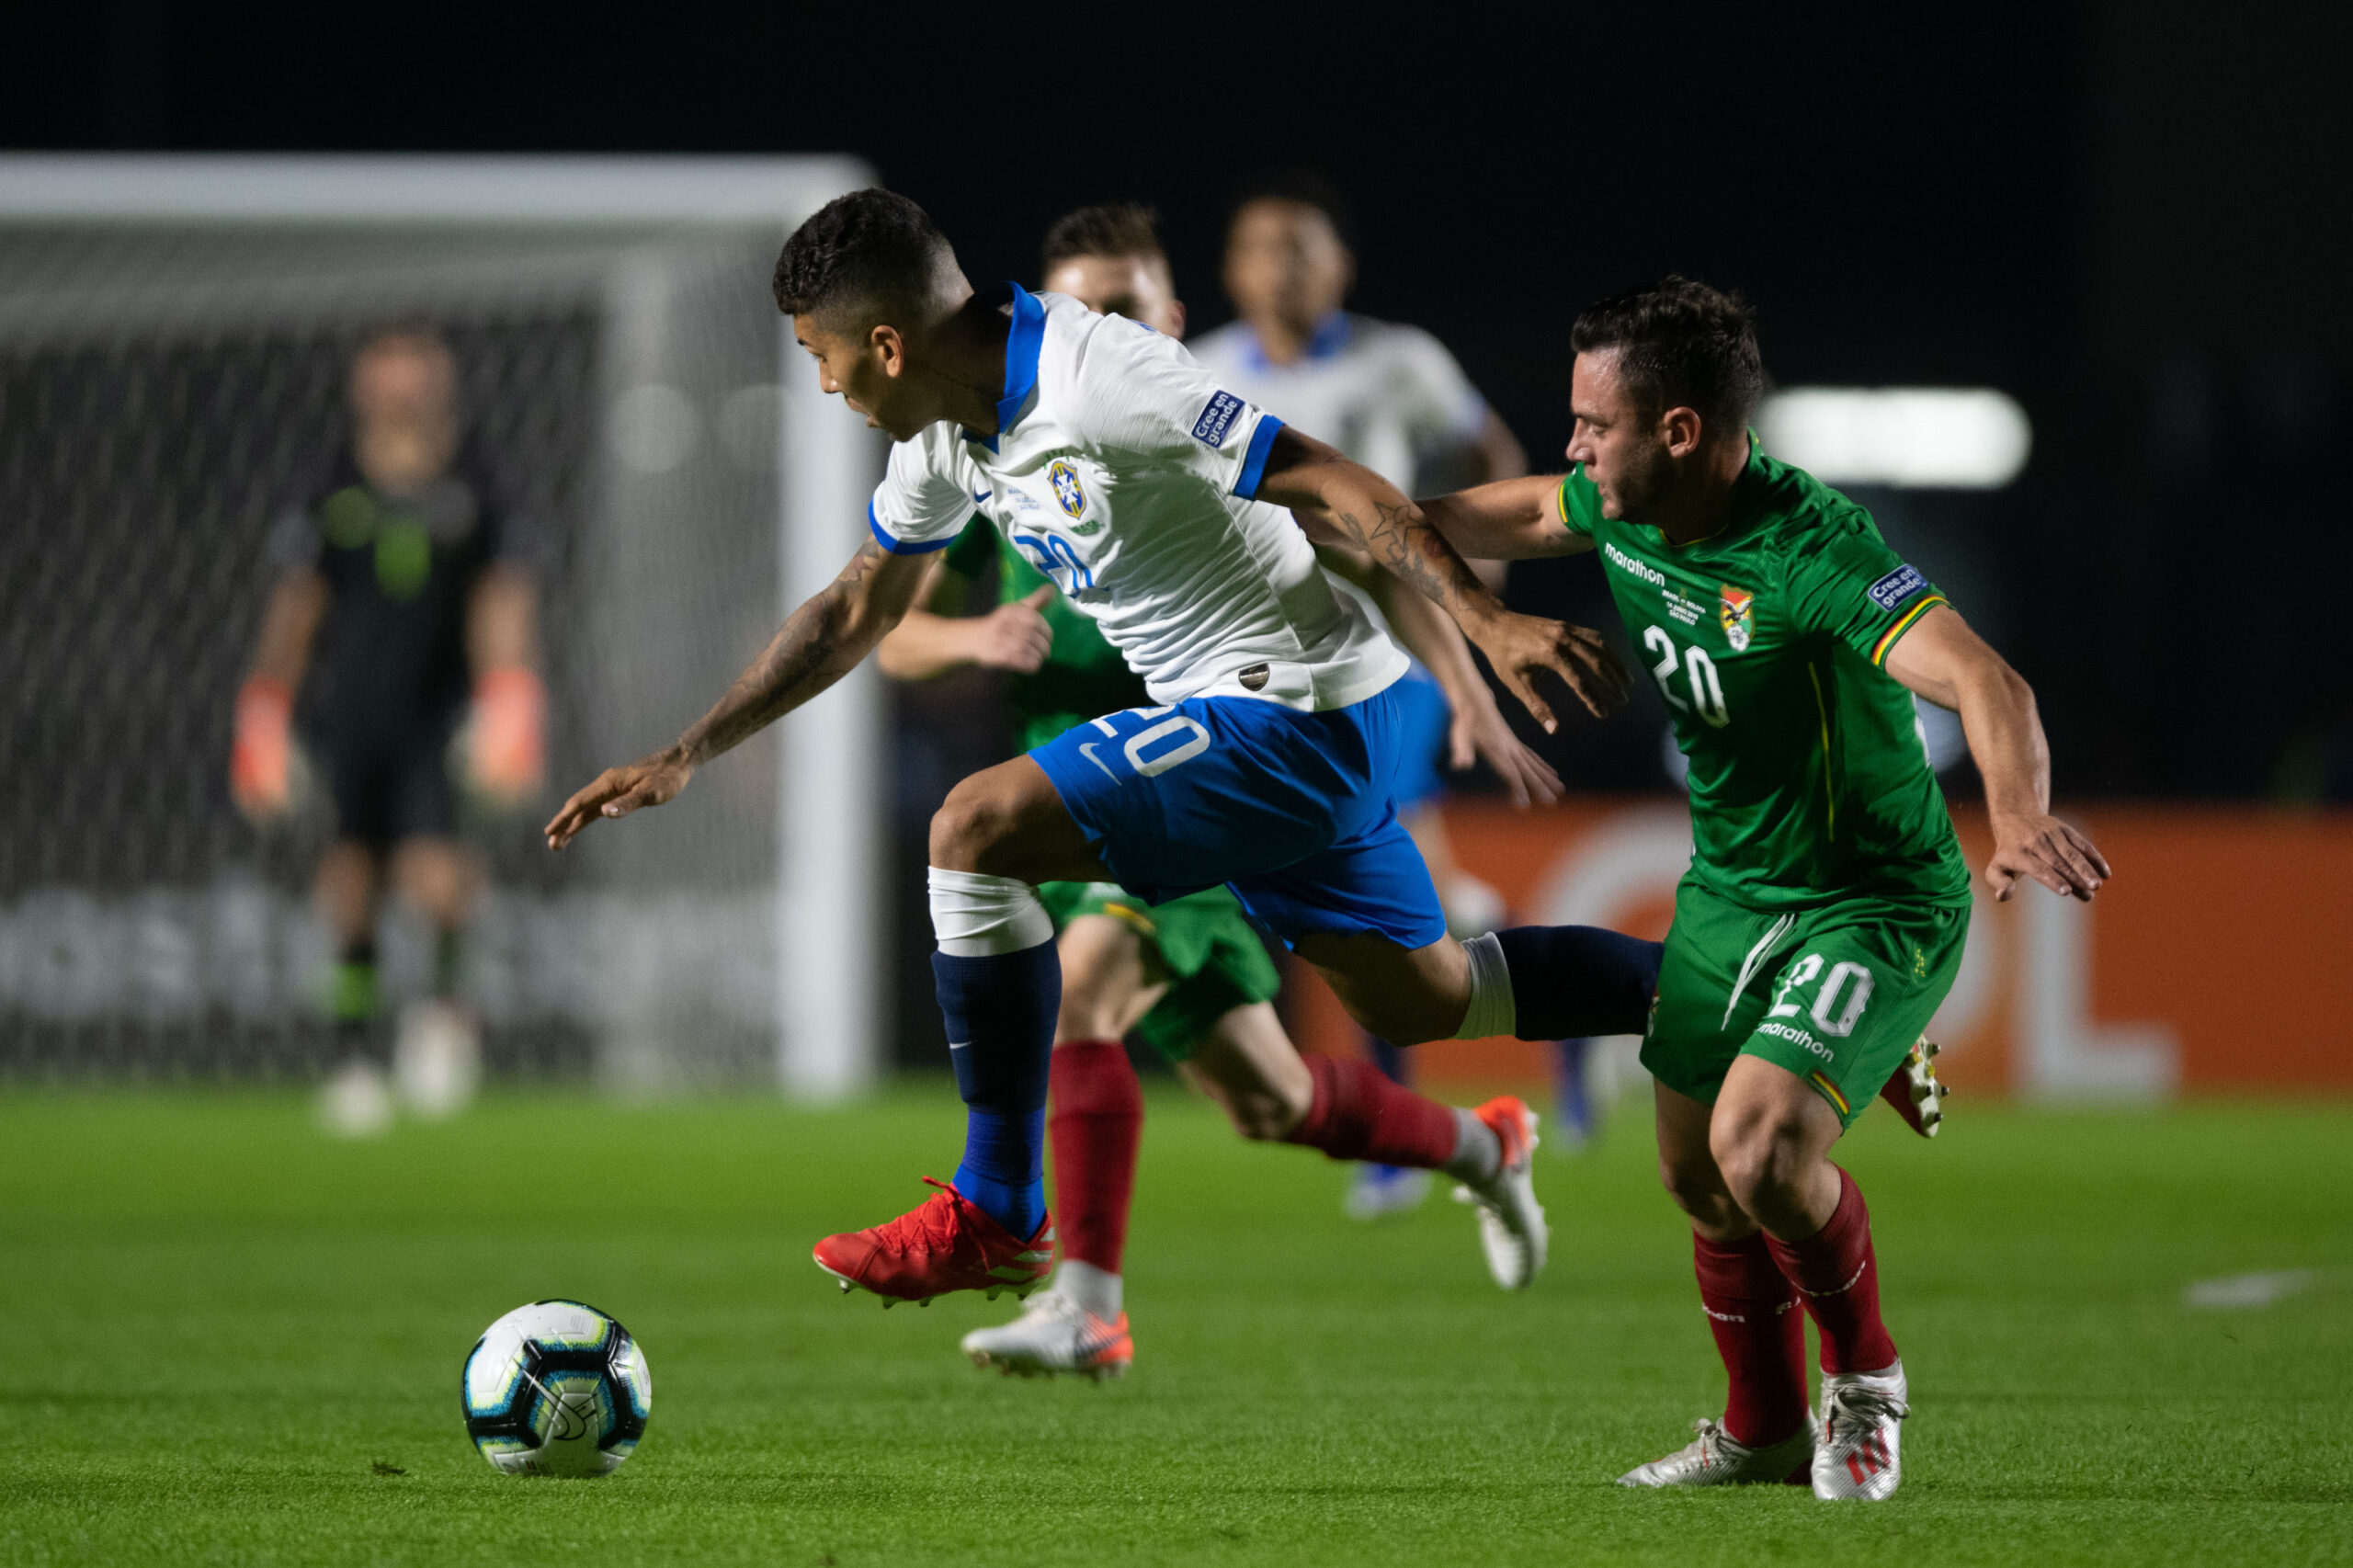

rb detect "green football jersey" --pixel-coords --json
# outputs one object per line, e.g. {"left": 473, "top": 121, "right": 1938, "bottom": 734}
{"left": 1557, "top": 445, "right": 1971, "bottom": 911}
{"left": 942, "top": 517, "right": 1147, "bottom": 753}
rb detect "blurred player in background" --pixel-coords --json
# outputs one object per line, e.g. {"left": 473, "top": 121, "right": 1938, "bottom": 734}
{"left": 1424, "top": 278, "right": 2109, "bottom": 1500}
{"left": 1189, "top": 172, "right": 1604, "bottom": 1211}
{"left": 232, "top": 325, "right": 545, "bottom": 1135}
{"left": 876, "top": 204, "right": 1574, "bottom": 1379}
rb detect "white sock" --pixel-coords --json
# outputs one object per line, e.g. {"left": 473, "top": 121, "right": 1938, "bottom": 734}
{"left": 1055, "top": 1258, "right": 1121, "bottom": 1319}
{"left": 1455, "top": 932, "right": 1517, "bottom": 1040}
{"left": 1441, "top": 1108, "right": 1502, "bottom": 1185}
{"left": 927, "top": 868, "right": 1053, "bottom": 957}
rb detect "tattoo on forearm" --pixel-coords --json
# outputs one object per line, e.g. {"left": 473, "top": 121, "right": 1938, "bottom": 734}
{"left": 1336, "top": 499, "right": 1490, "bottom": 616}
{"left": 680, "top": 540, "right": 890, "bottom": 764}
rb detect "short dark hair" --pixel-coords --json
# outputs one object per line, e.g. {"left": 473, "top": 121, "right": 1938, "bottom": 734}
{"left": 1570, "top": 276, "right": 1764, "bottom": 435}
{"left": 1227, "top": 167, "right": 1358, "bottom": 255}
{"left": 1040, "top": 203, "right": 1166, "bottom": 271}
{"left": 772, "top": 188, "right": 954, "bottom": 324}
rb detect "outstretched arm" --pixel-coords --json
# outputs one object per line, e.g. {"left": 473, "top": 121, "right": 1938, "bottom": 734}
{"left": 545, "top": 540, "right": 930, "bottom": 848}
{"left": 1255, "top": 429, "right": 1625, "bottom": 731}
{"left": 1884, "top": 605, "right": 2109, "bottom": 902}
{"left": 1414, "top": 474, "right": 1592, "bottom": 560}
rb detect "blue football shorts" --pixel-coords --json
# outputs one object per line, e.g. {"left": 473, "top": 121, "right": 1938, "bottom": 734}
{"left": 1387, "top": 661, "right": 1454, "bottom": 816}
{"left": 1029, "top": 679, "right": 1448, "bottom": 951}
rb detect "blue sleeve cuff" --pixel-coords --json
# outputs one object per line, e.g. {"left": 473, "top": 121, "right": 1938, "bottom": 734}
{"left": 1233, "top": 415, "right": 1284, "bottom": 501}
{"left": 869, "top": 501, "right": 956, "bottom": 555}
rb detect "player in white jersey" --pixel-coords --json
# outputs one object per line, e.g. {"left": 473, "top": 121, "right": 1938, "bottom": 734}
{"left": 897, "top": 203, "right": 1586, "bottom": 1376}
{"left": 1196, "top": 174, "right": 1608, "bottom": 1208}
{"left": 546, "top": 189, "right": 1660, "bottom": 1309}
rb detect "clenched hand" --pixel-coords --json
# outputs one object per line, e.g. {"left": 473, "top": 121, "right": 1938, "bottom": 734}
{"left": 963, "top": 586, "right": 1055, "bottom": 674}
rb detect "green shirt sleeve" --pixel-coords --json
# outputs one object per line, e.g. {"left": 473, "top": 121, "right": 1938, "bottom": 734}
{"left": 940, "top": 515, "right": 995, "bottom": 581}
{"left": 1782, "top": 517, "right": 1949, "bottom": 668}
{"left": 1554, "top": 470, "right": 1601, "bottom": 537}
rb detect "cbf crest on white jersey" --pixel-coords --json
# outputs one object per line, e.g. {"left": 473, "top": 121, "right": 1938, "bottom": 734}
{"left": 1048, "top": 459, "right": 1086, "bottom": 519}
{"left": 866, "top": 285, "right": 1405, "bottom": 711}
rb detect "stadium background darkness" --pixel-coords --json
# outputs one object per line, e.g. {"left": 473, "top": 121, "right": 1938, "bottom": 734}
{"left": 13, "top": 2, "right": 2347, "bottom": 1070}
{"left": 9, "top": 1, "right": 2348, "bottom": 802}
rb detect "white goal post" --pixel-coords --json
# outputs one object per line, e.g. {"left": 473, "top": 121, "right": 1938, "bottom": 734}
{"left": 0, "top": 154, "right": 887, "bottom": 1099}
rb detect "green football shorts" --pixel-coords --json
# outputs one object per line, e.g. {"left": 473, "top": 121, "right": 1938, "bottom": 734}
{"left": 1643, "top": 875, "right": 1968, "bottom": 1130}
{"left": 1035, "top": 881, "right": 1281, "bottom": 1062}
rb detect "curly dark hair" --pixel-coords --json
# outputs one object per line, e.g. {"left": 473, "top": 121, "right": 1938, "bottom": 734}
{"left": 771, "top": 188, "right": 953, "bottom": 323}
{"left": 1040, "top": 203, "right": 1166, "bottom": 270}
{"left": 1570, "top": 276, "right": 1764, "bottom": 434}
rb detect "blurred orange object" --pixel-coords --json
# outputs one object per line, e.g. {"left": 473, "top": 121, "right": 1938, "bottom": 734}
{"left": 230, "top": 676, "right": 292, "bottom": 819}
{"left": 469, "top": 665, "right": 545, "bottom": 801}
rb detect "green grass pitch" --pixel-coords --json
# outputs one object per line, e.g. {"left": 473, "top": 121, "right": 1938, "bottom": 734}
{"left": 3, "top": 1083, "right": 2348, "bottom": 1565}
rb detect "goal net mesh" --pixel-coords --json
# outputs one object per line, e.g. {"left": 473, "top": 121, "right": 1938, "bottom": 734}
{"left": 0, "top": 221, "right": 818, "bottom": 1083}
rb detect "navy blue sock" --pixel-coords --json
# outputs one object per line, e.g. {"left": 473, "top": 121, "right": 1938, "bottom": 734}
{"left": 933, "top": 943, "right": 1058, "bottom": 1238}
{"left": 1495, "top": 926, "right": 1663, "bottom": 1040}
{"left": 1366, "top": 1032, "right": 1412, "bottom": 1086}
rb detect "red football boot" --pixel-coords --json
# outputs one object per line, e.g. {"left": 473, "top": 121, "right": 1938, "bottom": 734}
{"left": 1878, "top": 1037, "right": 1948, "bottom": 1139}
{"left": 813, "top": 1177, "right": 1055, "bottom": 1307}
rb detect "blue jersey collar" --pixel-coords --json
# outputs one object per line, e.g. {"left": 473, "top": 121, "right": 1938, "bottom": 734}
{"left": 965, "top": 282, "right": 1045, "bottom": 454}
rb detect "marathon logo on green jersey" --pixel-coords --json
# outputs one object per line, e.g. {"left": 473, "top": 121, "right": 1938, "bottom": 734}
{"left": 1603, "top": 541, "right": 1665, "bottom": 586}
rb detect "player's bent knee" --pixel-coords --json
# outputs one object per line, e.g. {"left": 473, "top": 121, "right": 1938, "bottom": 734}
{"left": 1708, "top": 1115, "right": 1808, "bottom": 1216}
{"left": 1658, "top": 1153, "right": 1739, "bottom": 1227}
{"left": 927, "top": 776, "right": 1023, "bottom": 872}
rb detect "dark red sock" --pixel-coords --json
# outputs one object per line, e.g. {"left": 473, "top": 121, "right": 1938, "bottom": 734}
{"left": 1046, "top": 1040, "right": 1143, "bottom": 1275}
{"left": 1693, "top": 1231, "right": 1809, "bottom": 1449}
{"left": 1765, "top": 1165, "right": 1899, "bottom": 1375}
{"left": 1279, "top": 1054, "right": 1459, "bottom": 1168}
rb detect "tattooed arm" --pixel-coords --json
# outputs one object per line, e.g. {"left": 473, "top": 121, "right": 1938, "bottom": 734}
{"left": 1254, "top": 427, "right": 1627, "bottom": 731}
{"left": 545, "top": 540, "right": 929, "bottom": 848}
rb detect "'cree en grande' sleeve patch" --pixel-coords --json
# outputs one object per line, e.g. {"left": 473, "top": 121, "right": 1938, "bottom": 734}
{"left": 1191, "top": 391, "right": 1245, "bottom": 449}
{"left": 1867, "top": 563, "right": 1928, "bottom": 612}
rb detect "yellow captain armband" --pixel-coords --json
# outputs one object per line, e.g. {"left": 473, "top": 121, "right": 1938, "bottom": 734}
{"left": 1870, "top": 595, "right": 1948, "bottom": 666}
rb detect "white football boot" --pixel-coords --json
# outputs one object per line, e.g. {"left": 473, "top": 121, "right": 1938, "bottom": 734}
{"left": 317, "top": 1059, "right": 393, "bottom": 1138}
{"left": 1617, "top": 1417, "right": 1815, "bottom": 1487}
{"left": 1812, "top": 1360, "right": 1909, "bottom": 1500}
{"left": 1878, "top": 1038, "right": 1949, "bottom": 1138}
{"left": 959, "top": 1290, "right": 1132, "bottom": 1381}
{"left": 394, "top": 999, "right": 482, "bottom": 1119}
{"left": 1449, "top": 1096, "right": 1546, "bottom": 1290}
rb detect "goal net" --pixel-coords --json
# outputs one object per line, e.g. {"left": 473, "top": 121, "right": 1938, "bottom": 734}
{"left": 0, "top": 156, "right": 885, "bottom": 1096}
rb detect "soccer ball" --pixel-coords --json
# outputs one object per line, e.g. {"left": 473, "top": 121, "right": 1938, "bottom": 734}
{"left": 460, "top": 1300, "right": 652, "bottom": 1476}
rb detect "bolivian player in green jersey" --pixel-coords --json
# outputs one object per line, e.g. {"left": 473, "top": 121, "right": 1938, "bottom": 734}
{"left": 1426, "top": 278, "right": 2109, "bottom": 1501}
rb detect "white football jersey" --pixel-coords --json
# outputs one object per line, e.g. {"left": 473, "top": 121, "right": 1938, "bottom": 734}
{"left": 867, "top": 285, "right": 1406, "bottom": 711}
{"left": 1188, "top": 312, "right": 1488, "bottom": 492}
